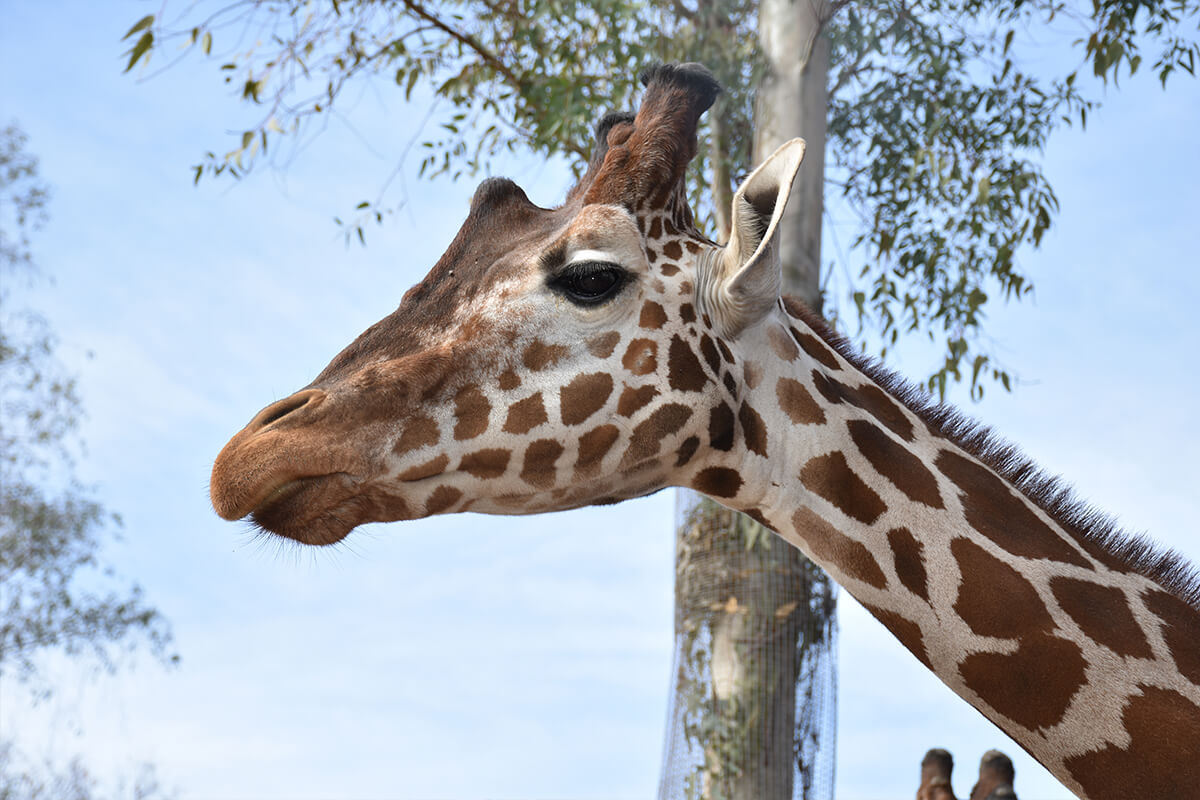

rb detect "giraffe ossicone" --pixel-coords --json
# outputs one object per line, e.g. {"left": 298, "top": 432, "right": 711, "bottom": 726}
{"left": 211, "top": 63, "right": 1200, "bottom": 799}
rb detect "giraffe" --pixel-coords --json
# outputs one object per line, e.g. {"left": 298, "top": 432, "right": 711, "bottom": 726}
{"left": 210, "top": 63, "right": 1200, "bottom": 799}
{"left": 970, "top": 749, "right": 1018, "bottom": 800}
{"left": 917, "top": 748, "right": 958, "bottom": 800}
{"left": 916, "top": 748, "right": 1019, "bottom": 800}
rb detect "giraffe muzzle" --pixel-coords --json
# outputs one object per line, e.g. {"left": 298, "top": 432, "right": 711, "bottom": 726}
{"left": 210, "top": 388, "right": 379, "bottom": 543}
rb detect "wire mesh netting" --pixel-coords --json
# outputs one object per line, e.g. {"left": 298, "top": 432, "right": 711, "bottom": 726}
{"left": 658, "top": 490, "right": 838, "bottom": 800}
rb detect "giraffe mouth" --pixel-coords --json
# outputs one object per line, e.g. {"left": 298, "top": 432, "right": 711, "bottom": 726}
{"left": 246, "top": 472, "right": 369, "bottom": 546}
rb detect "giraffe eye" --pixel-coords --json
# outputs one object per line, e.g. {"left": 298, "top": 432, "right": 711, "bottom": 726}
{"left": 552, "top": 261, "right": 628, "bottom": 306}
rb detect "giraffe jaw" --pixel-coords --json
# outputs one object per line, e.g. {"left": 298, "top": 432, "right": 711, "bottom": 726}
{"left": 245, "top": 473, "right": 367, "bottom": 547}
{"left": 211, "top": 410, "right": 390, "bottom": 546}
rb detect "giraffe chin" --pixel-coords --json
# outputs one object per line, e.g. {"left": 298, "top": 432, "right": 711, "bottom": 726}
{"left": 247, "top": 473, "right": 371, "bottom": 547}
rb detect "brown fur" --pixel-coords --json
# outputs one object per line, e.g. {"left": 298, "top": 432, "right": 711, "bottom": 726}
{"left": 781, "top": 296, "right": 1200, "bottom": 610}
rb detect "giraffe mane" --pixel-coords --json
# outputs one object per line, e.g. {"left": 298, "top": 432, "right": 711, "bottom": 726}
{"left": 782, "top": 296, "right": 1200, "bottom": 610}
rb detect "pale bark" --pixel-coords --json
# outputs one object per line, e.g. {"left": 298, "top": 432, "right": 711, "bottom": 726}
{"left": 754, "top": 0, "right": 831, "bottom": 310}
{"left": 665, "top": 5, "right": 837, "bottom": 799}
{"left": 709, "top": 96, "right": 733, "bottom": 243}
{"left": 726, "top": 2, "right": 831, "bottom": 797}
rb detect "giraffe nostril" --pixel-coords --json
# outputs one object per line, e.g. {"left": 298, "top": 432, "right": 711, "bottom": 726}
{"left": 253, "top": 389, "right": 324, "bottom": 429}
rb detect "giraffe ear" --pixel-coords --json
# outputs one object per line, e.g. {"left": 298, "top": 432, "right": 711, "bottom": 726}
{"left": 707, "top": 138, "right": 806, "bottom": 338}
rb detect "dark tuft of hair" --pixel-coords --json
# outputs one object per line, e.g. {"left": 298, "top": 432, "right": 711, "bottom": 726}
{"left": 638, "top": 62, "right": 722, "bottom": 110}
{"left": 781, "top": 296, "right": 1200, "bottom": 610}
{"left": 595, "top": 110, "right": 635, "bottom": 144}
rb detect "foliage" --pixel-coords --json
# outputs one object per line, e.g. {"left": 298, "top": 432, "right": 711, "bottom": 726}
{"left": 0, "top": 124, "right": 177, "bottom": 700}
{"left": 0, "top": 741, "right": 176, "bottom": 800}
{"left": 124, "top": 0, "right": 1198, "bottom": 398}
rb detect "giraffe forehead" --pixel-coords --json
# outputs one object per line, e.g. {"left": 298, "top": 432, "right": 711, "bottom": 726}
{"left": 313, "top": 192, "right": 569, "bottom": 383}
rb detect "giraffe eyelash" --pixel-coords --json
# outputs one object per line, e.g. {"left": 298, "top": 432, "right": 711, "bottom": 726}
{"left": 549, "top": 260, "right": 632, "bottom": 306}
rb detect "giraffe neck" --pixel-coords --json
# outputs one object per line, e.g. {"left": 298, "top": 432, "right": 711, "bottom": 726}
{"left": 709, "top": 298, "right": 1200, "bottom": 800}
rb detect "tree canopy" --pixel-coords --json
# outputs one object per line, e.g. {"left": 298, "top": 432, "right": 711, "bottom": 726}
{"left": 0, "top": 124, "right": 177, "bottom": 699}
{"left": 123, "top": 0, "right": 1198, "bottom": 397}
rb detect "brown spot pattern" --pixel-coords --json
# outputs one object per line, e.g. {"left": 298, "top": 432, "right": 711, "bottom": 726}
{"left": 951, "top": 537, "right": 1053, "bottom": 639}
{"left": 709, "top": 402, "right": 735, "bottom": 451}
{"left": 722, "top": 373, "right": 737, "bottom": 396}
{"left": 639, "top": 301, "right": 668, "bottom": 329}
{"left": 503, "top": 392, "right": 548, "bottom": 435}
{"left": 738, "top": 402, "right": 768, "bottom": 457}
{"left": 847, "top": 419, "right": 943, "bottom": 508}
{"left": 458, "top": 448, "right": 512, "bottom": 480}
{"left": 617, "top": 385, "right": 659, "bottom": 417}
{"left": 399, "top": 453, "right": 449, "bottom": 483}
{"left": 668, "top": 335, "right": 708, "bottom": 392}
{"left": 851, "top": 384, "right": 916, "bottom": 442}
{"left": 648, "top": 217, "right": 662, "bottom": 239}
{"left": 425, "top": 485, "right": 462, "bottom": 515}
{"left": 799, "top": 451, "right": 887, "bottom": 525}
{"left": 453, "top": 385, "right": 491, "bottom": 441}
{"left": 1050, "top": 577, "right": 1151, "bottom": 658}
{"left": 498, "top": 369, "right": 521, "bottom": 391}
{"left": 662, "top": 240, "right": 682, "bottom": 260}
{"left": 576, "top": 425, "right": 620, "bottom": 477}
{"left": 660, "top": 263, "right": 679, "bottom": 277}
{"left": 523, "top": 340, "right": 568, "bottom": 371}
{"left": 560, "top": 373, "right": 613, "bottom": 426}
{"left": 791, "top": 507, "right": 887, "bottom": 589}
{"left": 776, "top": 378, "right": 825, "bottom": 425}
{"left": 936, "top": 449, "right": 1091, "bottom": 568}
{"left": 1144, "top": 589, "right": 1200, "bottom": 686}
{"left": 811, "top": 369, "right": 844, "bottom": 406}
{"left": 393, "top": 414, "right": 439, "bottom": 456}
{"left": 692, "top": 467, "right": 742, "bottom": 498}
{"left": 621, "top": 338, "right": 658, "bottom": 375}
{"left": 790, "top": 327, "right": 841, "bottom": 371}
{"left": 768, "top": 325, "right": 800, "bottom": 361}
{"left": 680, "top": 303, "right": 696, "bottom": 323}
{"left": 624, "top": 403, "right": 691, "bottom": 465}
{"left": 586, "top": 331, "right": 621, "bottom": 358}
{"left": 716, "top": 339, "right": 734, "bottom": 364}
{"left": 1064, "top": 686, "right": 1200, "bottom": 797}
{"left": 959, "top": 632, "right": 1086, "bottom": 732}
{"left": 675, "top": 436, "right": 700, "bottom": 467}
{"left": 863, "top": 603, "right": 931, "bottom": 668}
{"left": 699, "top": 334, "right": 721, "bottom": 375}
{"left": 520, "top": 439, "right": 564, "bottom": 489}
{"left": 887, "top": 527, "right": 929, "bottom": 603}
{"left": 809, "top": 370, "right": 915, "bottom": 441}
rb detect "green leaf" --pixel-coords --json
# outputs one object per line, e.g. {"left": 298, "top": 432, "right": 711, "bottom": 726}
{"left": 124, "top": 31, "right": 153, "bottom": 73}
{"left": 123, "top": 14, "right": 154, "bottom": 41}
{"left": 202, "top": 31, "right": 212, "bottom": 55}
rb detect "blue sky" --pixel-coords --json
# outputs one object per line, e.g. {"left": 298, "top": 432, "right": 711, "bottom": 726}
{"left": 2, "top": 2, "right": 1198, "bottom": 798}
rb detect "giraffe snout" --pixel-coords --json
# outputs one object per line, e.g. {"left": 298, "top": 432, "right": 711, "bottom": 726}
{"left": 210, "top": 387, "right": 351, "bottom": 524}
{"left": 246, "top": 388, "right": 326, "bottom": 433}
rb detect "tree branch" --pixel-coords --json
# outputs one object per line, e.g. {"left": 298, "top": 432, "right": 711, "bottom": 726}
{"left": 399, "top": 0, "right": 523, "bottom": 90}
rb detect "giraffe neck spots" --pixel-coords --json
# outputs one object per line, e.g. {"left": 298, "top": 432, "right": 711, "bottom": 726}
{"left": 720, "top": 302, "right": 1200, "bottom": 787}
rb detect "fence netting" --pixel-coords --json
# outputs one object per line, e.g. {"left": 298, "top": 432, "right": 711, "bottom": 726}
{"left": 657, "top": 490, "right": 838, "bottom": 800}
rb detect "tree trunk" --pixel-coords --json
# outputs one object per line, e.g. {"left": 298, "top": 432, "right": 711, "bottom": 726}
{"left": 754, "top": 0, "right": 831, "bottom": 311}
{"left": 661, "top": 5, "right": 837, "bottom": 800}
{"left": 722, "top": 2, "right": 831, "bottom": 797}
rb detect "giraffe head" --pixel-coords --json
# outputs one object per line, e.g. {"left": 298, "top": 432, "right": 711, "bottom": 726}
{"left": 210, "top": 63, "right": 805, "bottom": 545}
{"left": 917, "top": 748, "right": 958, "bottom": 800}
